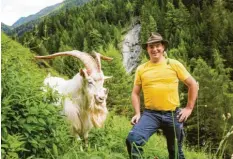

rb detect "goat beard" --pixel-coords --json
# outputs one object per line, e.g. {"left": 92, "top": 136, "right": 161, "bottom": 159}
{"left": 90, "top": 104, "right": 108, "bottom": 128}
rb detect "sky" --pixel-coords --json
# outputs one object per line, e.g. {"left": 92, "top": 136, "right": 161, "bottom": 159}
{"left": 1, "top": 0, "right": 64, "bottom": 26}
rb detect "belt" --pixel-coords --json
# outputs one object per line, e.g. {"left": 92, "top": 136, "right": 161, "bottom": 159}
{"left": 144, "top": 107, "right": 179, "bottom": 113}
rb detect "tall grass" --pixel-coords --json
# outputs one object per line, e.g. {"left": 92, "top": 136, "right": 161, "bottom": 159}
{"left": 60, "top": 113, "right": 211, "bottom": 159}
{"left": 215, "top": 114, "right": 233, "bottom": 159}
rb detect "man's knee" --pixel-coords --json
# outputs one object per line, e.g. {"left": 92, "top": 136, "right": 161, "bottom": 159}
{"left": 126, "top": 131, "right": 146, "bottom": 158}
{"left": 126, "top": 131, "right": 146, "bottom": 146}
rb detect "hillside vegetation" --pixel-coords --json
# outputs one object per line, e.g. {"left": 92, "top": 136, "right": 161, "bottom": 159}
{"left": 18, "top": 0, "right": 233, "bottom": 154}
{"left": 2, "top": 33, "right": 214, "bottom": 158}
{"left": 1, "top": 33, "right": 74, "bottom": 158}
{"left": 2, "top": 0, "right": 233, "bottom": 158}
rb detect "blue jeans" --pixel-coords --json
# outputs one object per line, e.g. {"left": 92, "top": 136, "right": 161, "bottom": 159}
{"left": 126, "top": 108, "right": 185, "bottom": 159}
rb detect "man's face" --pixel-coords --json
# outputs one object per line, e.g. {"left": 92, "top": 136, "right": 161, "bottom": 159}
{"left": 147, "top": 42, "right": 165, "bottom": 61}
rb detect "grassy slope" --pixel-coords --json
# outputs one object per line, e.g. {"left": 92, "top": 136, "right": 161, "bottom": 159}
{"left": 2, "top": 33, "right": 46, "bottom": 78}
{"left": 61, "top": 114, "right": 211, "bottom": 159}
{"left": 1, "top": 33, "right": 71, "bottom": 158}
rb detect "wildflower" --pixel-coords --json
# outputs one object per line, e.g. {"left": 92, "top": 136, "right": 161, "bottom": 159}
{"left": 227, "top": 113, "right": 231, "bottom": 119}
{"left": 222, "top": 114, "right": 226, "bottom": 121}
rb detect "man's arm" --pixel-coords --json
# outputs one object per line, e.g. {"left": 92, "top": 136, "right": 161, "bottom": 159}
{"left": 178, "top": 76, "right": 198, "bottom": 122}
{"left": 131, "top": 85, "right": 141, "bottom": 125}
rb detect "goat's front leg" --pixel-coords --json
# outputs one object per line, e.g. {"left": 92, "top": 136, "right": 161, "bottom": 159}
{"left": 71, "top": 127, "right": 81, "bottom": 141}
{"left": 83, "top": 132, "right": 89, "bottom": 148}
{"left": 76, "top": 135, "right": 81, "bottom": 141}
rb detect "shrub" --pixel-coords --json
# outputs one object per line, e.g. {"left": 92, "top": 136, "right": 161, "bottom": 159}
{"left": 1, "top": 33, "right": 72, "bottom": 158}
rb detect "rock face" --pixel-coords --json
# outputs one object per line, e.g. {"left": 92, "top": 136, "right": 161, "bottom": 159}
{"left": 122, "top": 24, "right": 141, "bottom": 73}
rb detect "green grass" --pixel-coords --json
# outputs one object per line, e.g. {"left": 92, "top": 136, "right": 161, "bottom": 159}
{"left": 60, "top": 113, "right": 211, "bottom": 159}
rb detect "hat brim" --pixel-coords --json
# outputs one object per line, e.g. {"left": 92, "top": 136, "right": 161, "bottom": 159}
{"left": 141, "top": 40, "right": 169, "bottom": 50}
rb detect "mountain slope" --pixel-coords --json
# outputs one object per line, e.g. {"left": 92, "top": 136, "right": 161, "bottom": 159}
{"left": 1, "top": 23, "right": 13, "bottom": 35}
{"left": 1, "top": 0, "right": 91, "bottom": 37}
{"left": 10, "top": 0, "right": 90, "bottom": 36}
{"left": 12, "top": 2, "right": 62, "bottom": 28}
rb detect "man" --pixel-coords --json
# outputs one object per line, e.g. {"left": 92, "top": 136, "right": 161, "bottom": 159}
{"left": 126, "top": 33, "right": 198, "bottom": 159}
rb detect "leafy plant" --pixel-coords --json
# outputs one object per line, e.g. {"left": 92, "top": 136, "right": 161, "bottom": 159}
{"left": 1, "top": 33, "right": 72, "bottom": 158}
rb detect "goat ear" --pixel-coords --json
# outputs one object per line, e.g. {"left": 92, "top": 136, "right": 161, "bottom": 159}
{"left": 80, "top": 69, "right": 87, "bottom": 78}
{"left": 104, "top": 76, "right": 112, "bottom": 80}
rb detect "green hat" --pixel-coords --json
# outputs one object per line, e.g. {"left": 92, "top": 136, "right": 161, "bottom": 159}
{"left": 141, "top": 33, "right": 169, "bottom": 50}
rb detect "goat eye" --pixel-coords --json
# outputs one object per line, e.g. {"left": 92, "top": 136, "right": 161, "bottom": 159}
{"left": 88, "top": 81, "right": 93, "bottom": 85}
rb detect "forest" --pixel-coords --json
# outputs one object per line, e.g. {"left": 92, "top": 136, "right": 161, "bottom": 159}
{"left": 1, "top": 0, "right": 233, "bottom": 158}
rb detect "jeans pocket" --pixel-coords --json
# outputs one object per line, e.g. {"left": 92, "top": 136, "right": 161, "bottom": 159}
{"left": 176, "top": 108, "right": 182, "bottom": 114}
{"left": 175, "top": 108, "right": 184, "bottom": 123}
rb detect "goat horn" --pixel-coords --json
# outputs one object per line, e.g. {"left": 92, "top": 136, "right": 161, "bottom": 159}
{"left": 35, "top": 50, "right": 98, "bottom": 74}
{"left": 92, "top": 51, "right": 113, "bottom": 71}
{"left": 100, "top": 54, "right": 113, "bottom": 61}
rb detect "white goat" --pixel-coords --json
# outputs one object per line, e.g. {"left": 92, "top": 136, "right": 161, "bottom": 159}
{"left": 35, "top": 50, "right": 113, "bottom": 145}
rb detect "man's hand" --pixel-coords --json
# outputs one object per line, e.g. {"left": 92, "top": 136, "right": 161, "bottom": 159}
{"left": 131, "top": 114, "right": 141, "bottom": 125}
{"left": 177, "top": 107, "right": 193, "bottom": 122}
{"left": 179, "top": 76, "right": 198, "bottom": 122}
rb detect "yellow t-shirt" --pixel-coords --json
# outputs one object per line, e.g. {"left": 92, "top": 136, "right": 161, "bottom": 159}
{"left": 134, "top": 59, "right": 191, "bottom": 111}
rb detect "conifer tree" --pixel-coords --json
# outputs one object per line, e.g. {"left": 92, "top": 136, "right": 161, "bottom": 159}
{"left": 187, "top": 51, "right": 233, "bottom": 151}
